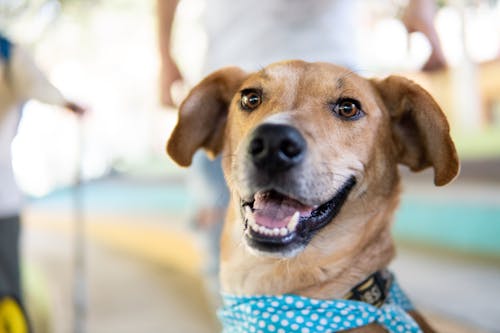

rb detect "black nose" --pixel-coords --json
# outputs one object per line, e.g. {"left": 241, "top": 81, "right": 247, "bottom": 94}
{"left": 248, "top": 124, "right": 306, "bottom": 172}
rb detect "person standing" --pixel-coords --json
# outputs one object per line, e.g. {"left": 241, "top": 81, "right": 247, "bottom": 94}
{"left": 0, "top": 32, "right": 84, "bottom": 332}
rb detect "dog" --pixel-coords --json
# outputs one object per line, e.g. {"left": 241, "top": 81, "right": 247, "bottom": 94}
{"left": 167, "top": 60, "right": 459, "bottom": 333}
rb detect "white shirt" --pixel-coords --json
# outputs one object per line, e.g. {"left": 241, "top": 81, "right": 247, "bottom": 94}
{"left": 0, "top": 44, "right": 65, "bottom": 217}
{"left": 202, "top": 0, "right": 361, "bottom": 73}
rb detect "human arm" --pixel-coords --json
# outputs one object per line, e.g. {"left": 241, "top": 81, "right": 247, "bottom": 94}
{"left": 10, "top": 45, "right": 86, "bottom": 115}
{"left": 402, "top": 0, "right": 447, "bottom": 71}
{"left": 157, "top": 0, "right": 183, "bottom": 107}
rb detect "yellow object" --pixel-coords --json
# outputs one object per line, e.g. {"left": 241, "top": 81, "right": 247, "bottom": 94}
{"left": 0, "top": 297, "right": 28, "bottom": 333}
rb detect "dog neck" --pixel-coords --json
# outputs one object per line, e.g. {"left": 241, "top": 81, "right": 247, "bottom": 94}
{"left": 219, "top": 186, "right": 400, "bottom": 299}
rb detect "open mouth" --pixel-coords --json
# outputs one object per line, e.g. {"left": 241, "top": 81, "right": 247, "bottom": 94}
{"left": 241, "top": 176, "right": 356, "bottom": 254}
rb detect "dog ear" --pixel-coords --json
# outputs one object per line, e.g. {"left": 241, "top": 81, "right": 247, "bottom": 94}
{"left": 372, "top": 75, "right": 459, "bottom": 186}
{"left": 167, "top": 67, "right": 247, "bottom": 166}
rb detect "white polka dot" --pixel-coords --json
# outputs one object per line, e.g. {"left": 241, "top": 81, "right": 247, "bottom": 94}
{"left": 291, "top": 323, "right": 299, "bottom": 330}
{"left": 285, "top": 296, "right": 294, "bottom": 304}
{"left": 271, "top": 301, "right": 279, "bottom": 307}
{"left": 311, "top": 314, "right": 319, "bottom": 321}
{"left": 258, "top": 320, "right": 265, "bottom": 328}
{"left": 347, "top": 314, "right": 355, "bottom": 321}
{"left": 257, "top": 301, "right": 265, "bottom": 308}
{"left": 397, "top": 325, "right": 404, "bottom": 332}
{"left": 296, "top": 316, "right": 304, "bottom": 323}
{"left": 286, "top": 311, "right": 294, "bottom": 318}
{"left": 277, "top": 329, "right": 285, "bottom": 333}
{"left": 271, "top": 315, "right": 279, "bottom": 323}
{"left": 296, "top": 301, "right": 304, "bottom": 308}
{"left": 305, "top": 322, "right": 313, "bottom": 327}
{"left": 301, "top": 328, "right": 310, "bottom": 333}
{"left": 252, "top": 310, "right": 260, "bottom": 315}
{"left": 268, "top": 324, "right": 276, "bottom": 332}
{"left": 319, "top": 318, "right": 327, "bottom": 325}
{"left": 301, "top": 309, "right": 310, "bottom": 315}
{"left": 325, "top": 311, "right": 332, "bottom": 317}
{"left": 340, "top": 309, "right": 348, "bottom": 315}
{"left": 310, "top": 299, "right": 319, "bottom": 305}
{"left": 317, "top": 325, "right": 325, "bottom": 331}
{"left": 335, "top": 302, "right": 346, "bottom": 308}
{"left": 249, "top": 327, "right": 256, "bottom": 333}
{"left": 281, "top": 319, "right": 289, "bottom": 326}
{"left": 333, "top": 316, "right": 341, "bottom": 323}
{"left": 356, "top": 318, "right": 364, "bottom": 325}
{"left": 262, "top": 312, "right": 270, "bottom": 318}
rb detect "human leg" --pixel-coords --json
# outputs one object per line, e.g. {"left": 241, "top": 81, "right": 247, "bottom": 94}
{"left": 0, "top": 215, "right": 21, "bottom": 301}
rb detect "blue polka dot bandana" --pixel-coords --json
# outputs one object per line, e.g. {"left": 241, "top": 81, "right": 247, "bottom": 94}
{"left": 219, "top": 279, "right": 422, "bottom": 333}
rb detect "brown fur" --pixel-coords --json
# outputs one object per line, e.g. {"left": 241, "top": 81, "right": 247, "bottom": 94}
{"left": 167, "top": 61, "right": 459, "bottom": 332}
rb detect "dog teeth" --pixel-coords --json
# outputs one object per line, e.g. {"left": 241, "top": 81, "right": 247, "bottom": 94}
{"left": 245, "top": 210, "right": 300, "bottom": 237}
{"left": 287, "top": 211, "right": 300, "bottom": 232}
{"left": 249, "top": 216, "right": 259, "bottom": 231}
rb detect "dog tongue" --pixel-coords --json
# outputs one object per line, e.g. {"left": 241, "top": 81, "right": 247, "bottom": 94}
{"left": 253, "top": 192, "right": 313, "bottom": 229}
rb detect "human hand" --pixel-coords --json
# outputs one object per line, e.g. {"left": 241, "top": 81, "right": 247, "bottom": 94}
{"left": 402, "top": 0, "right": 447, "bottom": 72}
{"left": 421, "top": 46, "right": 447, "bottom": 72}
{"left": 193, "top": 207, "right": 225, "bottom": 230}
{"left": 65, "top": 101, "right": 86, "bottom": 116}
{"left": 160, "top": 57, "right": 183, "bottom": 107}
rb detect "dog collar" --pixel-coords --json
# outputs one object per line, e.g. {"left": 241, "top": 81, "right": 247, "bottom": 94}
{"left": 345, "top": 269, "right": 393, "bottom": 307}
{"left": 218, "top": 272, "right": 422, "bottom": 333}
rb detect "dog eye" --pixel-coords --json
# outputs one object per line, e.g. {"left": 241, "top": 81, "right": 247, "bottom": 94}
{"left": 240, "top": 90, "right": 262, "bottom": 111}
{"left": 331, "top": 99, "right": 364, "bottom": 120}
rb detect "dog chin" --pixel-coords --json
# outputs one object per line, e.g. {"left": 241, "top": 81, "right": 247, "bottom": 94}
{"left": 244, "top": 238, "right": 306, "bottom": 259}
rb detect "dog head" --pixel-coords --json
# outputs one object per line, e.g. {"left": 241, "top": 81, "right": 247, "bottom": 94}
{"left": 167, "top": 61, "right": 459, "bottom": 260}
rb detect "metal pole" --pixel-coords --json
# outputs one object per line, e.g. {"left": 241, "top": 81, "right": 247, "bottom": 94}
{"left": 73, "top": 118, "right": 86, "bottom": 333}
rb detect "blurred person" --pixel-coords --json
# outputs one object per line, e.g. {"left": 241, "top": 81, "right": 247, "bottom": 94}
{"left": 157, "top": 0, "right": 446, "bottom": 294}
{"left": 0, "top": 32, "right": 84, "bottom": 331}
{"left": 402, "top": 0, "right": 447, "bottom": 71}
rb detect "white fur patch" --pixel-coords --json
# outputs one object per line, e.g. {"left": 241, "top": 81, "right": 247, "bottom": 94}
{"left": 261, "top": 112, "right": 294, "bottom": 126}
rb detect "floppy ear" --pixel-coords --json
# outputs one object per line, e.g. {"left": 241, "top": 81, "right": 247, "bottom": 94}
{"left": 167, "top": 67, "right": 247, "bottom": 166}
{"left": 372, "top": 75, "right": 459, "bottom": 186}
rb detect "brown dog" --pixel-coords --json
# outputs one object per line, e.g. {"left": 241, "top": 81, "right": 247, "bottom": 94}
{"left": 167, "top": 61, "right": 459, "bottom": 332}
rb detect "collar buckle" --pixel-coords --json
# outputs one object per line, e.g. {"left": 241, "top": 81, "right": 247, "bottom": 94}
{"left": 345, "top": 269, "right": 393, "bottom": 307}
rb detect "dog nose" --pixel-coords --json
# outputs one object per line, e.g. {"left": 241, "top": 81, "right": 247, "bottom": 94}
{"left": 248, "top": 124, "right": 306, "bottom": 172}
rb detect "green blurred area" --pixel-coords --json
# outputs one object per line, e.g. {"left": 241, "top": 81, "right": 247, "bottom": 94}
{"left": 454, "top": 128, "right": 500, "bottom": 158}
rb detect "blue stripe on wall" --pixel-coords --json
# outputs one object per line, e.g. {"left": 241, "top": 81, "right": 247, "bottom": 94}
{"left": 29, "top": 180, "right": 500, "bottom": 256}
{"left": 394, "top": 196, "right": 500, "bottom": 256}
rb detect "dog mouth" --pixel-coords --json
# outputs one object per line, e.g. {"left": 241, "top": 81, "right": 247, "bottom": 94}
{"left": 241, "top": 176, "right": 356, "bottom": 254}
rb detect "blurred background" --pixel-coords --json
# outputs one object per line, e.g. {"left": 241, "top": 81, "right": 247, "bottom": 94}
{"left": 0, "top": 0, "right": 499, "bottom": 332}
